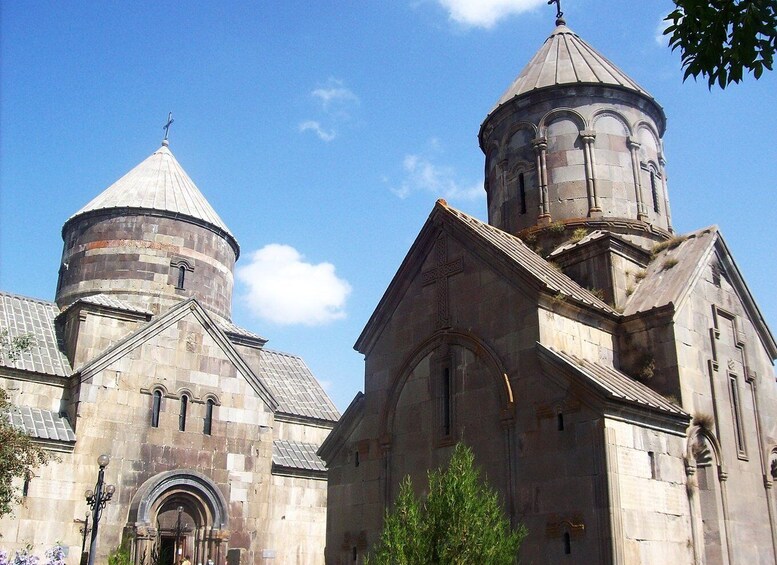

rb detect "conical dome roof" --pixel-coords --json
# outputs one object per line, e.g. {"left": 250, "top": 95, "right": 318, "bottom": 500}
{"left": 68, "top": 143, "right": 236, "bottom": 246}
{"left": 491, "top": 21, "right": 656, "bottom": 111}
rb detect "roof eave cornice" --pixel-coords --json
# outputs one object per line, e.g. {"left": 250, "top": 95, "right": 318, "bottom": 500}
{"left": 62, "top": 206, "right": 240, "bottom": 260}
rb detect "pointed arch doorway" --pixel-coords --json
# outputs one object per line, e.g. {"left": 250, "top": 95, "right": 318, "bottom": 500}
{"left": 127, "top": 470, "right": 230, "bottom": 565}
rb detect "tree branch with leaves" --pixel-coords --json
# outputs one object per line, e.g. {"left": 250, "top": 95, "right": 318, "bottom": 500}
{"left": 664, "top": 0, "right": 777, "bottom": 88}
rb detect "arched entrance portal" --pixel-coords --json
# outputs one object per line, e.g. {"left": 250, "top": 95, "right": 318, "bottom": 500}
{"left": 127, "top": 470, "right": 229, "bottom": 565}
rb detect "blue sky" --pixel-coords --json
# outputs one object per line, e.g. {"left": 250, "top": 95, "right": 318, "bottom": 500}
{"left": 1, "top": 1, "right": 775, "bottom": 412}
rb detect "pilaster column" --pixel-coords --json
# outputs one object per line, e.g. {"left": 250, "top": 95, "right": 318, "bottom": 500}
{"left": 628, "top": 137, "right": 648, "bottom": 220}
{"left": 532, "top": 137, "right": 550, "bottom": 220}
{"left": 581, "top": 130, "right": 601, "bottom": 215}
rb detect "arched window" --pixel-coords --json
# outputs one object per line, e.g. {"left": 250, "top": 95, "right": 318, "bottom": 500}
{"left": 203, "top": 398, "right": 214, "bottom": 435}
{"left": 151, "top": 390, "right": 162, "bottom": 428}
{"left": 179, "top": 395, "right": 188, "bottom": 432}
{"left": 177, "top": 265, "right": 187, "bottom": 290}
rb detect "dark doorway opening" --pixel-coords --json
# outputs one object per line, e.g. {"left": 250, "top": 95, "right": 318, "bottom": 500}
{"left": 159, "top": 537, "right": 176, "bottom": 565}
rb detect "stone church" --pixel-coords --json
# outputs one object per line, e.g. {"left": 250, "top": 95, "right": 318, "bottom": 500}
{"left": 0, "top": 138, "right": 339, "bottom": 564}
{"left": 321, "top": 16, "right": 777, "bottom": 565}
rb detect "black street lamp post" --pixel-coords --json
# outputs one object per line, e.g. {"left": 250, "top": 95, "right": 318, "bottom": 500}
{"left": 84, "top": 454, "right": 115, "bottom": 565}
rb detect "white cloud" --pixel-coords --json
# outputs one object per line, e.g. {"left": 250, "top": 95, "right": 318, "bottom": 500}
{"left": 436, "top": 0, "right": 546, "bottom": 29}
{"left": 237, "top": 244, "right": 352, "bottom": 326}
{"left": 391, "top": 142, "right": 484, "bottom": 201}
{"left": 300, "top": 78, "right": 359, "bottom": 141}
{"left": 298, "top": 120, "right": 336, "bottom": 142}
{"left": 654, "top": 15, "right": 670, "bottom": 47}
{"left": 312, "top": 79, "right": 359, "bottom": 110}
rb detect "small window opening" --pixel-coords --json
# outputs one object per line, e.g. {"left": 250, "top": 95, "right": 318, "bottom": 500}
{"left": 354, "top": 450, "right": 360, "bottom": 468}
{"left": 176, "top": 265, "right": 187, "bottom": 290}
{"left": 518, "top": 172, "right": 527, "bottom": 214}
{"left": 352, "top": 547, "right": 357, "bottom": 562}
{"left": 22, "top": 474, "right": 30, "bottom": 497}
{"left": 442, "top": 367, "right": 451, "bottom": 436}
{"left": 650, "top": 171, "right": 660, "bottom": 213}
{"left": 203, "top": 398, "right": 214, "bottom": 435}
{"left": 563, "top": 532, "right": 571, "bottom": 555}
{"left": 730, "top": 375, "right": 746, "bottom": 455}
{"left": 648, "top": 451, "right": 657, "bottom": 479}
{"left": 557, "top": 413, "right": 564, "bottom": 431}
{"left": 151, "top": 390, "right": 161, "bottom": 428}
{"left": 179, "top": 395, "right": 188, "bottom": 432}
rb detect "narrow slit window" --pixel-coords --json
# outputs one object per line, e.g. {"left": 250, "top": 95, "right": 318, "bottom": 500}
{"left": 151, "top": 390, "right": 161, "bottom": 428}
{"left": 177, "top": 265, "right": 187, "bottom": 290}
{"left": 518, "top": 172, "right": 527, "bottom": 214}
{"left": 354, "top": 450, "right": 360, "bottom": 468}
{"left": 203, "top": 398, "right": 214, "bottom": 435}
{"left": 563, "top": 532, "right": 571, "bottom": 554}
{"left": 557, "top": 413, "right": 564, "bottom": 431}
{"left": 179, "top": 395, "right": 188, "bottom": 432}
{"left": 729, "top": 375, "right": 746, "bottom": 456}
{"left": 648, "top": 451, "right": 657, "bottom": 479}
{"left": 22, "top": 474, "right": 30, "bottom": 497}
{"left": 442, "top": 367, "right": 451, "bottom": 436}
{"left": 650, "top": 170, "right": 660, "bottom": 213}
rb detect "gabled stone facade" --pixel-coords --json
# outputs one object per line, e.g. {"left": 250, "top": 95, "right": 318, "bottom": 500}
{"left": 0, "top": 142, "right": 339, "bottom": 565}
{"left": 321, "top": 18, "right": 777, "bottom": 565}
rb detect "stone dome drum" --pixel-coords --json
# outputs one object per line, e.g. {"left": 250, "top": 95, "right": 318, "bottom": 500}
{"left": 56, "top": 142, "right": 239, "bottom": 321}
{"left": 479, "top": 20, "right": 673, "bottom": 248}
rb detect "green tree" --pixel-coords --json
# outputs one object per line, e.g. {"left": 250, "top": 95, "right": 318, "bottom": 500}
{"left": 369, "top": 443, "right": 527, "bottom": 565}
{"left": 0, "top": 330, "right": 50, "bottom": 518}
{"left": 664, "top": 0, "right": 777, "bottom": 88}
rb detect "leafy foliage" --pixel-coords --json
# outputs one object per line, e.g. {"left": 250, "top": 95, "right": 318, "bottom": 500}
{"left": 0, "top": 388, "right": 51, "bottom": 518}
{"left": 0, "top": 328, "right": 50, "bottom": 519}
{"left": 0, "top": 330, "right": 35, "bottom": 363}
{"left": 664, "top": 0, "right": 777, "bottom": 88}
{"left": 369, "top": 443, "right": 526, "bottom": 565}
{"left": 107, "top": 539, "right": 133, "bottom": 565}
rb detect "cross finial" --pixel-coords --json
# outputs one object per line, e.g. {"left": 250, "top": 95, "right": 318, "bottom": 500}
{"left": 547, "top": 0, "right": 565, "bottom": 25}
{"left": 162, "top": 112, "right": 174, "bottom": 146}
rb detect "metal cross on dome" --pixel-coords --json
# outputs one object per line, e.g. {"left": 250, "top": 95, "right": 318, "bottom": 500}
{"left": 162, "top": 112, "right": 174, "bottom": 142}
{"left": 548, "top": 0, "right": 563, "bottom": 20}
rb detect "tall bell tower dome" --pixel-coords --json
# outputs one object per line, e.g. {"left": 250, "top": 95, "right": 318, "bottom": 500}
{"left": 479, "top": 15, "right": 672, "bottom": 250}
{"left": 56, "top": 139, "right": 239, "bottom": 321}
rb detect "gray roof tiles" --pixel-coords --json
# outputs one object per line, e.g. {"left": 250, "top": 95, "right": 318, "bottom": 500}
{"left": 0, "top": 291, "right": 72, "bottom": 377}
{"left": 623, "top": 227, "right": 716, "bottom": 317}
{"left": 68, "top": 144, "right": 236, "bottom": 242}
{"left": 442, "top": 204, "right": 618, "bottom": 315}
{"left": 492, "top": 22, "right": 653, "bottom": 111}
{"left": 541, "top": 344, "right": 687, "bottom": 416}
{"left": 258, "top": 349, "right": 340, "bottom": 422}
{"left": 64, "top": 293, "right": 153, "bottom": 316}
{"left": 272, "top": 439, "right": 327, "bottom": 472}
{"left": 5, "top": 405, "right": 76, "bottom": 442}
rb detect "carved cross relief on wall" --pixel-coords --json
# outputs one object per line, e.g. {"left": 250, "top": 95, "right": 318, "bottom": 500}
{"left": 422, "top": 234, "right": 463, "bottom": 329}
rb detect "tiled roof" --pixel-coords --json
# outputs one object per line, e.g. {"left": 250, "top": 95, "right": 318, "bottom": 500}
{"left": 540, "top": 344, "right": 687, "bottom": 416}
{"left": 219, "top": 321, "right": 267, "bottom": 344}
{"left": 492, "top": 21, "right": 654, "bottom": 111}
{"left": 258, "top": 349, "right": 340, "bottom": 422}
{"left": 5, "top": 405, "right": 76, "bottom": 442}
{"left": 68, "top": 144, "right": 237, "bottom": 245}
{"left": 0, "top": 291, "right": 72, "bottom": 377}
{"left": 623, "top": 227, "right": 716, "bottom": 317}
{"left": 272, "top": 439, "right": 327, "bottom": 473}
{"left": 64, "top": 293, "right": 153, "bottom": 316}
{"left": 442, "top": 204, "right": 618, "bottom": 315}
{"left": 548, "top": 230, "right": 609, "bottom": 258}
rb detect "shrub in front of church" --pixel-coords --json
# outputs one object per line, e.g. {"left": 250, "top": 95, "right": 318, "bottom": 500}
{"left": 368, "top": 443, "right": 526, "bottom": 564}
